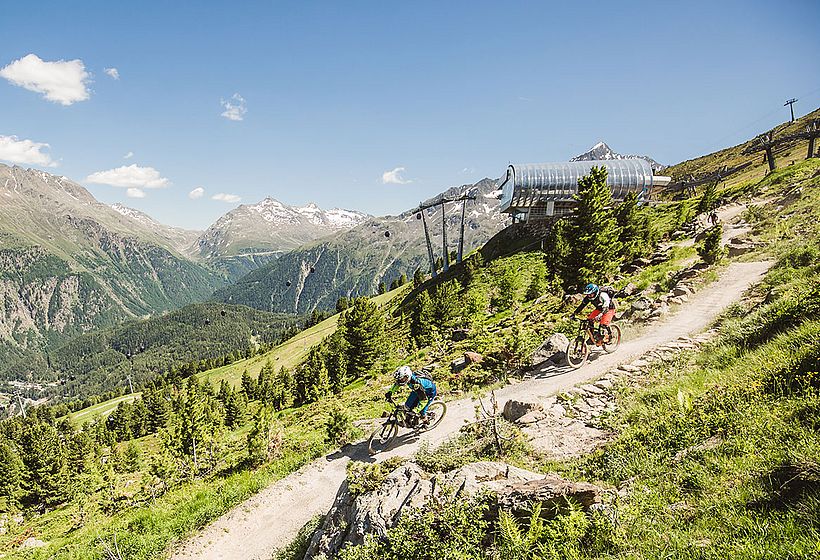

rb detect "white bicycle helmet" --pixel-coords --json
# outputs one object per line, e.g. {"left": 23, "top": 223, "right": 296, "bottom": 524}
{"left": 394, "top": 365, "right": 412, "bottom": 384}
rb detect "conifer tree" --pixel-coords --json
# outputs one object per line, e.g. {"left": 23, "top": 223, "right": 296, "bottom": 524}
{"left": 564, "top": 166, "right": 621, "bottom": 288}
{"left": 398, "top": 273, "right": 408, "bottom": 286}
{"left": 241, "top": 369, "right": 257, "bottom": 400}
{"left": 697, "top": 180, "right": 718, "bottom": 215}
{"left": 389, "top": 278, "right": 399, "bottom": 291}
{"left": 246, "top": 406, "right": 281, "bottom": 467}
{"left": 19, "top": 420, "right": 69, "bottom": 506}
{"left": 378, "top": 281, "right": 387, "bottom": 295}
{"left": 336, "top": 296, "right": 350, "bottom": 312}
{"left": 0, "top": 440, "right": 23, "bottom": 507}
{"left": 413, "top": 268, "right": 425, "bottom": 288}
{"left": 697, "top": 224, "right": 725, "bottom": 264}
{"left": 411, "top": 290, "right": 435, "bottom": 346}
{"left": 343, "top": 297, "right": 386, "bottom": 378}
{"left": 615, "top": 191, "right": 654, "bottom": 262}
{"left": 143, "top": 385, "right": 171, "bottom": 432}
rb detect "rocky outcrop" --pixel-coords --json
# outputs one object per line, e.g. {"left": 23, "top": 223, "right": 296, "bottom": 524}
{"left": 304, "top": 461, "right": 602, "bottom": 560}
{"left": 497, "top": 476, "right": 603, "bottom": 517}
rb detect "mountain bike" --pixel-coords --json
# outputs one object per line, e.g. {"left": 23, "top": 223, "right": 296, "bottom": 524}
{"left": 368, "top": 396, "right": 447, "bottom": 455}
{"left": 566, "top": 317, "right": 621, "bottom": 368}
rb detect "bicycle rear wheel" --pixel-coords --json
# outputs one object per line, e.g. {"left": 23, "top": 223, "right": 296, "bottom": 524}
{"left": 602, "top": 325, "right": 621, "bottom": 353}
{"left": 418, "top": 401, "right": 446, "bottom": 432}
{"left": 566, "top": 338, "right": 588, "bottom": 368}
{"left": 368, "top": 420, "right": 398, "bottom": 455}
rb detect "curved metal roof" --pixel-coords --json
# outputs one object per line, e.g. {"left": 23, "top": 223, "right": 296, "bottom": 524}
{"left": 499, "top": 159, "right": 654, "bottom": 213}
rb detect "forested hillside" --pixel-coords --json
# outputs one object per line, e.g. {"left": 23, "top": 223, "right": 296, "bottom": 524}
{"left": 1, "top": 303, "right": 299, "bottom": 402}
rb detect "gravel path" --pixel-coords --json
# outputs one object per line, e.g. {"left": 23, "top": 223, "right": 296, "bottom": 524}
{"left": 169, "top": 260, "right": 771, "bottom": 560}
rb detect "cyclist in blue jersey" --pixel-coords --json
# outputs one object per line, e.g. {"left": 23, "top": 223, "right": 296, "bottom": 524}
{"left": 385, "top": 365, "right": 437, "bottom": 422}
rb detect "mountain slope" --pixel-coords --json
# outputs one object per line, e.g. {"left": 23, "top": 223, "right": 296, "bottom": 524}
{"left": 572, "top": 141, "right": 665, "bottom": 172}
{"left": 110, "top": 203, "right": 201, "bottom": 255}
{"left": 214, "top": 178, "right": 508, "bottom": 313}
{"left": 0, "top": 164, "right": 226, "bottom": 368}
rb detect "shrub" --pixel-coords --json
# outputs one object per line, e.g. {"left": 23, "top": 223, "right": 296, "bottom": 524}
{"left": 697, "top": 225, "right": 724, "bottom": 264}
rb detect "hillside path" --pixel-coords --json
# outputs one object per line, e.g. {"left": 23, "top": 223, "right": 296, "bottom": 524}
{"left": 169, "top": 260, "right": 771, "bottom": 560}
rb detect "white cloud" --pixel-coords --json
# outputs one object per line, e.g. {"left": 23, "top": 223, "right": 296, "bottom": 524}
{"left": 0, "top": 135, "right": 57, "bottom": 167}
{"left": 123, "top": 151, "right": 134, "bottom": 159}
{"left": 212, "top": 193, "right": 241, "bottom": 203}
{"left": 126, "top": 188, "right": 145, "bottom": 198}
{"left": 104, "top": 67, "right": 120, "bottom": 80}
{"left": 461, "top": 167, "right": 475, "bottom": 175}
{"left": 188, "top": 186, "right": 205, "bottom": 200}
{"left": 0, "top": 54, "right": 91, "bottom": 105}
{"left": 220, "top": 93, "right": 247, "bottom": 121}
{"left": 85, "top": 164, "right": 170, "bottom": 189}
{"left": 382, "top": 166, "right": 412, "bottom": 185}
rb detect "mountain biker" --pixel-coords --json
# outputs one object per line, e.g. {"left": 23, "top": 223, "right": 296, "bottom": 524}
{"left": 573, "top": 283, "right": 616, "bottom": 342}
{"left": 385, "top": 365, "right": 437, "bottom": 423}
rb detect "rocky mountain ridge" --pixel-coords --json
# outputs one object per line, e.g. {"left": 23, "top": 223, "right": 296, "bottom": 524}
{"left": 195, "top": 197, "right": 369, "bottom": 259}
{"left": 571, "top": 141, "right": 666, "bottom": 172}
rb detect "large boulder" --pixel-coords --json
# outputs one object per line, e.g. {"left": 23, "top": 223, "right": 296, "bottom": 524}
{"left": 503, "top": 399, "right": 543, "bottom": 422}
{"left": 304, "top": 463, "right": 433, "bottom": 559}
{"left": 440, "top": 461, "right": 543, "bottom": 496}
{"left": 530, "top": 333, "right": 569, "bottom": 365}
{"left": 496, "top": 475, "right": 604, "bottom": 518}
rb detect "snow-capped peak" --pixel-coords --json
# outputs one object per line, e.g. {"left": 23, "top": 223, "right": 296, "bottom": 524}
{"left": 571, "top": 142, "right": 666, "bottom": 172}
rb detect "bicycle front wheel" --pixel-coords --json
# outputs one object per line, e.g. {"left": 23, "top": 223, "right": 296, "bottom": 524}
{"left": 418, "top": 401, "right": 446, "bottom": 432}
{"left": 368, "top": 420, "right": 398, "bottom": 455}
{"left": 566, "top": 338, "right": 588, "bottom": 368}
{"left": 602, "top": 325, "right": 621, "bottom": 353}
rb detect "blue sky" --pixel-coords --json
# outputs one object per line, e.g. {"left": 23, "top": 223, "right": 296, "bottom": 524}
{"left": 1, "top": 0, "right": 818, "bottom": 230}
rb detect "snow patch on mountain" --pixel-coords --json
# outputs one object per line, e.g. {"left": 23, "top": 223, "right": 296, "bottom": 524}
{"left": 571, "top": 142, "right": 665, "bottom": 172}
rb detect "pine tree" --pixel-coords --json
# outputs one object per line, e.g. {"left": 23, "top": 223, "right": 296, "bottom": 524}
{"left": 343, "top": 297, "right": 386, "bottom": 379}
{"left": 565, "top": 166, "right": 621, "bottom": 288}
{"left": 411, "top": 290, "right": 435, "bottom": 346}
{"left": 413, "top": 268, "right": 425, "bottom": 288}
{"left": 389, "top": 278, "right": 399, "bottom": 291}
{"left": 336, "top": 296, "right": 350, "bottom": 313}
{"left": 0, "top": 440, "right": 23, "bottom": 507}
{"left": 143, "top": 385, "right": 171, "bottom": 432}
{"left": 615, "top": 191, "right": 654, "bottom": 262}
{"left": 246, "top": 406, "right": 281, "bottom": 467}
{"left": 431, "top": 280, "right": 461, "bottom": 332}
{"left": 377, "top": 281, "right": 387, "bottom": 295}
{"left": 398, "top": 273, "right": 408, "bottom": 286}
{"left": 697, "top": 224, "right": 725, "bottom": 264}
{"left": 19, "top": 420, "right": 70, "bottom": 506}
{"left": 697, "top": 180, "right": 718, "bottom": 215}
{"left": 241, "top": 369, "right": 257, "bottom": 400}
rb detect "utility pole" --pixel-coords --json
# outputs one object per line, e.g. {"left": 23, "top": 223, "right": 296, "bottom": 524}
{"left": 441, "top": 201, "right": 450, "bottom": 272}
{"left": 16, "top": 393, "right": 26, "bottom": 419}
{"left": 784, "top": 98, "right": 798, "bottom": 122}
{"left": 126, "top": 375, "right": 134, "bottom": 394}
{"left": 419, "top": 207, "right": 437, "bottom": 278}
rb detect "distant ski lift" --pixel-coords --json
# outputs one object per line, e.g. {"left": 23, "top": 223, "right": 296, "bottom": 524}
{"left": 286, "top": 280, "right": 292, "bottom": 287}
{"left": 416, "top": 213, "right": 422, "bottom": 220}
{"left": 220, "top": 309, "right": 227, "bottom": 317}
{"left": 204, "top": 318, "right": 211, "bottom": 326}
{"left": 309, "top": 267, "right": 315, "bottom": 273}
{"left": 384, "top": 231, "right": 390, "bottom": 238}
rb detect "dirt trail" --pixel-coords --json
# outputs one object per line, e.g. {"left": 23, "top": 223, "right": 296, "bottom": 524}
{"left": 169, "top": 260, "right": 771, "bottom": 560}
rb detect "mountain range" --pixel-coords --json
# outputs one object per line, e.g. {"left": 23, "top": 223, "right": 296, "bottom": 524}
{"left": 213, "top": 178, "right": 508, "bottom": 313}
